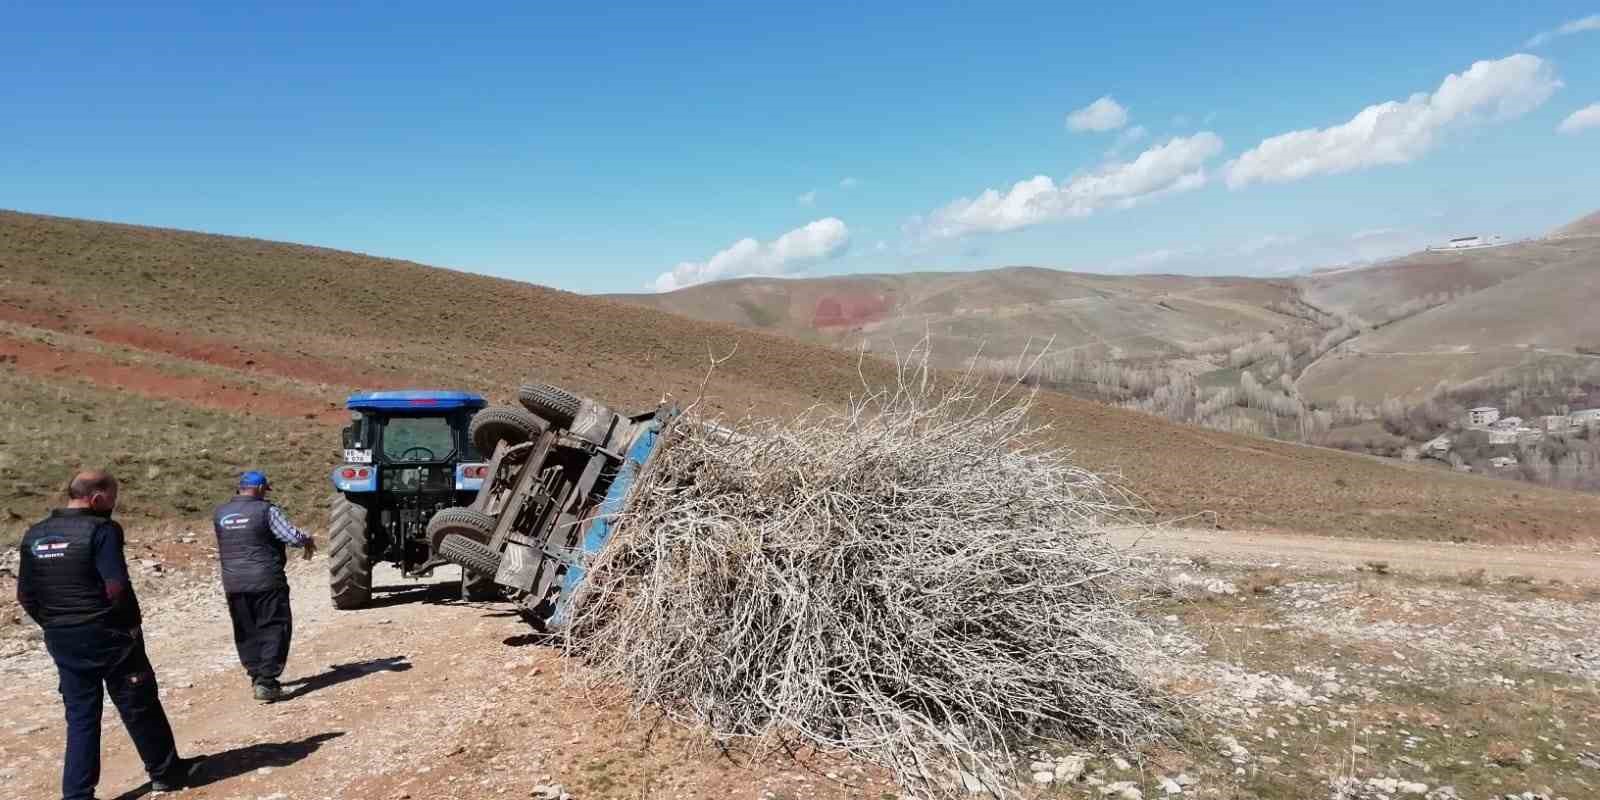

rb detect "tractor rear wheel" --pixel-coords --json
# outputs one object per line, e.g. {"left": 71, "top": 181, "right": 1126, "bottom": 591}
{"left": 469, "top": 405, "right": 541, "bottom": 456}
{"left": 328, "top": 494, "right": 373, "bottom": 610}
{"left": 427, "top": 508, "right": 501, "bottom": 601}
{"left": 518, "top": 382, "right": 581, "bottom": 429}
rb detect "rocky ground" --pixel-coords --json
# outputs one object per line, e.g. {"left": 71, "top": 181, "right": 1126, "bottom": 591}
{"left": 1, "top": 531, "right": 1598, "bottom": 800}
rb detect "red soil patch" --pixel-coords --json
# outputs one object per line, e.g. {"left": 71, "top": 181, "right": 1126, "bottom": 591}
{"left": 812, "top": 292, "right": 892, "bottom": 329}
{"left": 0, "top": 334, "right": 346, "bottom": 423}
{"left": 0, "top": 291, "right": 394, "bottom": 389}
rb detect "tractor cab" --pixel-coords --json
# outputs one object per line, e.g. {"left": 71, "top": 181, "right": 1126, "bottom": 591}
{"left": 327, "top": 390, "right": 491, "bottom": 608}
{"left": 334, "top": 390, "right": 489, "bottom": 498}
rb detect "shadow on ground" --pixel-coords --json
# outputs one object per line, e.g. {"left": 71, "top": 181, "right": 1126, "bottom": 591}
{"left": 110, "top": 732, "right": 345, "bottom": 800}
{"left": 282, "top": 656, "right": 412, "bottom": 701}
{"left": 361, "top": 580, "right": 462, "bottom": 608}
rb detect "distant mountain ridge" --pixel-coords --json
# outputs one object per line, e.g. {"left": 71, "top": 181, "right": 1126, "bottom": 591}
{"left": 610, "top": 210, "right": 1600, "bottom": 405}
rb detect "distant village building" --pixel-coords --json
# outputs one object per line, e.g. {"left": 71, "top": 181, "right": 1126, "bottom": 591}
{"left": 1490, "top": 416, "right": 1523, "bottom": 431}
{"left": 1466, "top": 407, "right": 1500, "bottom": 428}
{"left": 1423, "top": 433, "right": 1453, "bottom": 453}
{"left": 1487, "top": 429, "right": 1519, "bottom": 445}
{"left": 1572, "top": 408, "right": 1600, "bottom": 428}
{"left": 1541, "top": 414, "right": 1573, "bottom": 433}
{"left": 1490, "top": 455, "right": 1519, "bottom": 470}
{"left": 1428, "top": 234, "right": 1507, "bottom": 251}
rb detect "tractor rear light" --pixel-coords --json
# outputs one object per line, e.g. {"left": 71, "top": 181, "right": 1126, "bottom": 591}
{"left": 356, "top": 468, "right": 371, "bottom": 479}
{"left": 341, "top": 468, "right": 357, "bottom": 479}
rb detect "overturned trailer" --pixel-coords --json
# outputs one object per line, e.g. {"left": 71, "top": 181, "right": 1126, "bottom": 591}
{"left": 426, "top": 382, "right": 676, "bottom": 630}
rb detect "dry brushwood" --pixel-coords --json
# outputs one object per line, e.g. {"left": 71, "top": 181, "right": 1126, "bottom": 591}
{"left": 563, "top": 353, "right": 1177, "bottom": 797}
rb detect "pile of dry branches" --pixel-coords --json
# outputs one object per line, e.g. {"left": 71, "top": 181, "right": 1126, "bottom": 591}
{"left": 563, "top": 355, "right": 1176, "bottom": 796}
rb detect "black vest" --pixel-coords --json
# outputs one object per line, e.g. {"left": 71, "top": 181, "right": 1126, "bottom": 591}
{"left": 19, "top": 510, "right": 140, "bottom": 629}
{"left": 213, "top": 497, "right": 288, "bottom": 593}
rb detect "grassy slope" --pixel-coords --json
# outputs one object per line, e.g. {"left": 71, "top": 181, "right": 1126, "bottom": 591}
{"left": 0, "top": 370, "right": 330, "bottom": 545}
{"left": 4, "top": 209, "right": 1600, "bottom": 543}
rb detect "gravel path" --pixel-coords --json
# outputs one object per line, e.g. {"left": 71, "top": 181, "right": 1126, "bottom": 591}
{"left": 1109, "top": 527, "right": 1600, "bottom": 583}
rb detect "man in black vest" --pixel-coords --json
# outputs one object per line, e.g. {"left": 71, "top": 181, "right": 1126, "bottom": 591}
{"left": 16, "top": 470, "right": 204, "bottom": 800}
{"left": 213, "top": 471, "right": 316, "bottom": 703}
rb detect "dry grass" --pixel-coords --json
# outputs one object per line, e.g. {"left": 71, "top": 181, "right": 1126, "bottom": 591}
{"left": 1242, "top": 568, "right": 1291, "bottom": 595}
{"left": 5, "top": 209, "right": 1600, "bottom": 542}
{"left": 565, "top": 353, "right": 1177, "bottom": 797}
{"left": 0, "top": 368, "right": 332, "bottom": 545}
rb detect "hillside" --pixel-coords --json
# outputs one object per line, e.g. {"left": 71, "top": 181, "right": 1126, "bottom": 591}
{"left": 1553, "top": 210, "right": 1600, "bottom": 239}
{"left": 613, "top": 267, "right": 1313, "bottom": 370}
{"left": 4, "top": 209, "right": 1600, "bottom": 542}
{"left": 1297, "top": 232, "right": 1600, "bottom": 404}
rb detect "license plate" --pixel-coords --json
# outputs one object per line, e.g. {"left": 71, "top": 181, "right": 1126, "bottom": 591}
{"left": 344, "top": 449, "right": 373, "bottom": 464}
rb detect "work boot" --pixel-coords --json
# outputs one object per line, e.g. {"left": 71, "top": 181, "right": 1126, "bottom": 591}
{"left": 151, "top": 755, "right": 206, "bottom": 792}
{"left": 252, "top": 680, "right": 284, "bottom": 703}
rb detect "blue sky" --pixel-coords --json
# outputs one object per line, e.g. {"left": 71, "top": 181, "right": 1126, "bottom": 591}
{"left": 2, "top": 2, "right": 1597, "bottom": 293}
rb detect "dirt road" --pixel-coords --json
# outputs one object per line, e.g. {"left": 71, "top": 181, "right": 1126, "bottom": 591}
{"left": 1109, "top": 526, "right": 1600, "bottom": 583}
{"left": 3, "top": 528, "right": 1598, "bottom": 800}
{"left": 0, "top": 561, "right": 892, "bottom": 800}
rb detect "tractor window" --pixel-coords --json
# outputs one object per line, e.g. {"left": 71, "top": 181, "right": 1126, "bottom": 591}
{"left": 381, "top": 417, "right": 457, "bottom": 463}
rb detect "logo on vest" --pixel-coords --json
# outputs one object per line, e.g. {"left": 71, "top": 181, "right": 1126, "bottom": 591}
{"left": 220, "top": 513, "right": 252, "bottom": 531}
{"left": 30, "top": 536, "right": 71, "bottom": 559}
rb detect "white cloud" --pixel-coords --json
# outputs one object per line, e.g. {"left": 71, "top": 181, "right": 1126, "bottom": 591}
{"left": 839, "top": 177, "right": 860, "bottom": 189}
{"left": 1106, "top": 245, "right": 1208, "bottom": 273}
{"left": 1527, "top": 14, "right": 1600, "bottom": 46}
{"left": 1106, "top": 125, "right": 1149, "bottom": 157}
{"left": 912, "top": 133, "right": 1223, "bottom": 240}
{"left": 1105, "top": 227, "right": 1434, "bottom": 277}
{"left": 1066, "top": 96, "right": 1129, "bottom": 132}
{"left": 654, "top": 218, "right": 850, "bottom": 292}
{"left": 1558, "top": 103, "right": 1600, "bottom": 134}
{"left": 1225, "top": 54, "right": 1562, "bottom": 188}
{"left": 797, "top": 189, "right": 817, "bottom": 207}
{"left": 1235, "top": 234, "right": 1299, "bottom": 255}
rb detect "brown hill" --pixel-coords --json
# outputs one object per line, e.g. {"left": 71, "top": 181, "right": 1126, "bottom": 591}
{"left": 1297, "top": 235, "right": 1600, "bottom": 404}
{"left": 3, "top": 208, "right": 1598, "bottom": 543}
{"left": 1552, "top": 209, "right": 1600, "bottom": 239}
{"left": 612, "top": 267, "right": 1311, "bottom": 370}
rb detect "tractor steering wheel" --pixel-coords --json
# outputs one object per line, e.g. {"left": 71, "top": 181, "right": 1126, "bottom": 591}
{"left": 398, "top": 446, "right": 437, "bottom": 462}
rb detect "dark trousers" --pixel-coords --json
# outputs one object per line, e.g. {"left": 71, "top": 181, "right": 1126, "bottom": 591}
{"left": 43, "top": 623, "right": 179, "bottom": 800}
{"left": 226, "top": 587, "right": 293, "bottom": 685}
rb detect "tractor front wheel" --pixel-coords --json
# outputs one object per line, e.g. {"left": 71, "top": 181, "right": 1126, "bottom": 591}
{"left": 328, "top": 494, "right": 373, "bottom": 610}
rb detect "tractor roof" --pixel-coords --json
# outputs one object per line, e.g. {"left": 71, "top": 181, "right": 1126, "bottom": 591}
{"left": 346, "top": 390, "right": 487, "bottom": 413}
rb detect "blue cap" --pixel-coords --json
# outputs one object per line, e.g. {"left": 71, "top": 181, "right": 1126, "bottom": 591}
{"left": 239, "top": 471, "right": 271, "bottom": 489}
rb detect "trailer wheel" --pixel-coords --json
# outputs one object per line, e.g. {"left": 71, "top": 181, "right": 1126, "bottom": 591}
{"left": 427, "top": 507, "right": 502, "bottom": 602}
{"left": 518, "top": 382, "right": 581, "bottom": 429}
{"left": 469, "top": 405, "right": 541, "bottom": 456}
{"left": 328, "top": 494, "right": 373, "bottom": 610}
{"left": 438, "top": 534, "right": 503, "bottom": 584}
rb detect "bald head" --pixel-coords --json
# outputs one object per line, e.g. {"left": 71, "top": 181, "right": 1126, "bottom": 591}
{"left": 66, "top": 469, "right": 119, "bottom": 513}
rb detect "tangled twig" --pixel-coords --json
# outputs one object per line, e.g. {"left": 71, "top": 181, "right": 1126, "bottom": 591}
{"left": 564, "top": 345, "right": 1177, "bottom": 797}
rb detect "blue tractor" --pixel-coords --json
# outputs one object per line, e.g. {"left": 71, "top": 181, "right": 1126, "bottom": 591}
{"left": 328, "top": 390, "right": 512, "bottom": 608}
{"left": 422, "top": 381, "right": 678, "bottom": 630}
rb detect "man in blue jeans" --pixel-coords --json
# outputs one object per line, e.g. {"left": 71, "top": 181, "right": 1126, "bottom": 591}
{"left": 16, "top": 470, "right": 203, "bottom": 800}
